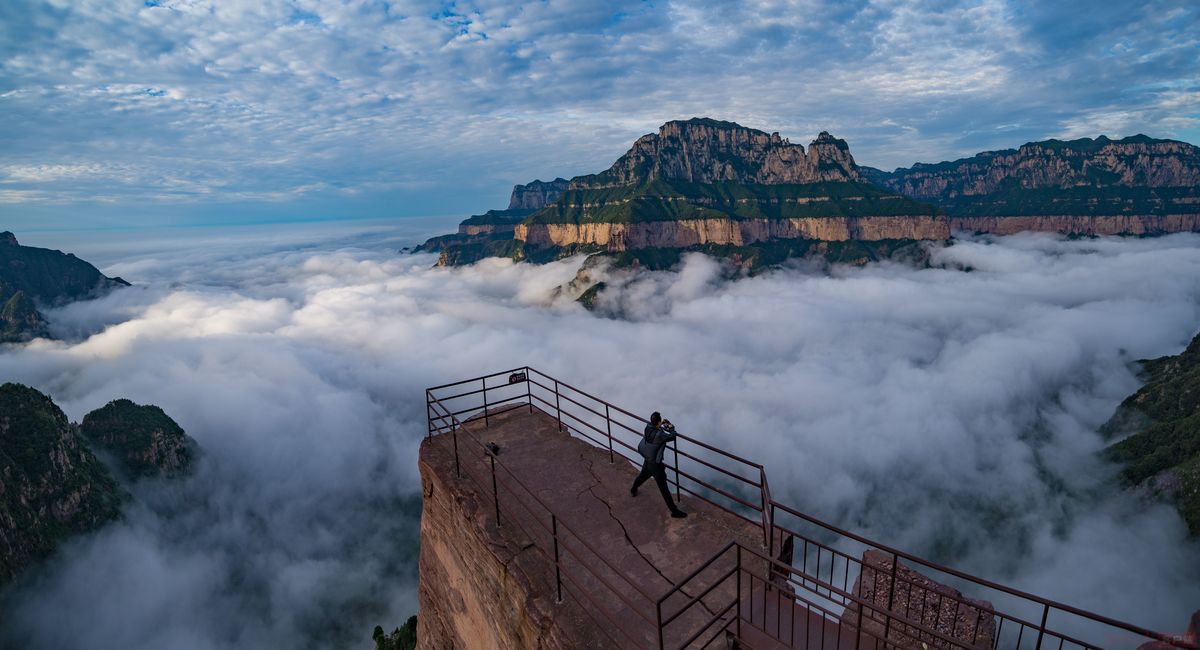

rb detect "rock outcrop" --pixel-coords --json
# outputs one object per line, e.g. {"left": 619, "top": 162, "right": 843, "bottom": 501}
{"left": 515, "top": 215, "right": 949, "bottom": 249}
{"left": 867, "top": 135, "right": 1200, "bottom": 200}
{"left": 1103, "top": 331, "right": 1200, "bottom": 536}
{"left": 0, "top": 383, "right": 123, "bottom": 584}
{"left": 0, "top": 231, "right": 129, "bottom": 343}
{"left": 952, "top": 214, "right": 1200, "bottom": 236}
{"left": 508, "top": 178, "right": 570, "bottom": 210}
{"left": 865, "top": 136, "right": 1200, "bottom": 235}
{"left": 418, "top": 121, "right": 1200, "bottom": 268}
{"left": 842, "top": 550, "right": 996, "bottom": 649}
{"left": 570, "top": 118, "right": 860, "bottom": 188}
{"left": 81, "top": 399, "right": 196, "bottom": 478}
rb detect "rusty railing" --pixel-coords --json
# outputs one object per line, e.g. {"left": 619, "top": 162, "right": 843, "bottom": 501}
{"left": 425, "top": 367, "right": 1198, "bottom": 650}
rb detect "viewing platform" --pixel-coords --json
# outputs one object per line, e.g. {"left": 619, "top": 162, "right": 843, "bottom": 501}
{"left": 417, "top": 368, "right": 1199, "bottom": 650}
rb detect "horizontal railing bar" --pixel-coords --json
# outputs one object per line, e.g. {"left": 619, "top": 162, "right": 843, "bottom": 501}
{"left": 426, "top": 366, "right": 528, "bottom": 392}
{"left": 766, "top": 500, "right": 1195, "bottom": 647}
{"left": 674, "top": 446, "right": 760, "bottom": 487}
{"left": 430, "top": 369, "right": 1198, "bottom": 650}
{"left": 662, "top": 564, "right": 738, "bottom": 627}
{"left": 737, "top": 546, "right": 993, "bottom": 650}
{"left": 673, "top": 467, "right": 762, "bottom": 512}
{"left": 674, "top": 598, "right": 738, "bottom": 650}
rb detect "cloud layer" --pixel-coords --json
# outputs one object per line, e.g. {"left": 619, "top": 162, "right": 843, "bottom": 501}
{"left": 1, "top": 226, "right": 1199, "bottom": 648}
{"left": 1, "top": 0, "right": 1198, "bottom": 226}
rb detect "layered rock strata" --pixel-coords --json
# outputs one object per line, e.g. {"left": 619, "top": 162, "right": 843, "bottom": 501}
{"left": 952, "top": 214, "right": 1200, "bottom": 236}
{"left": 508, "top": 178, "right": 570, "bottom": 210}
{"left": 515, "top": 215, "right": 949, "bottom": 251}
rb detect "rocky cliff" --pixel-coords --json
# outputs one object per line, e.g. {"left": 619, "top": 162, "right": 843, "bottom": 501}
{"left": 570, "top": 118, "right": 860, "bottom": 188}
{"left": 419, "top": 119, "right": 944, "bottom": 267}
{"left": 1103, "top": 331, "right": 1200, "bottom": 536}
{"left": 508, "top": 178, "right": 570, "bottom": 210}
{"left": 864, "top": 136, "right": 1200, "bottom": 228}
{"left": 514, "top": 215, "right": 948, "bottom": 249}
{"left": 81, "top": 399, "right": 196, "bottom": 478}
{"left": 0, "top": 383, "right": 123, "bottom": 584}
{"left": 0, "top": 384, "right": 196, "bottom": 584}
{"left": 0, "top": 232, "right": 130, "bottom": 343}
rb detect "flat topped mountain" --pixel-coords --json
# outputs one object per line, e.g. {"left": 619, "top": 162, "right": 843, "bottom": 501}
{"left": 864, "top": 135, "right": 1200, "bottom": 218}
{"left": 571, "top": 118, "right": 861, "bottom": 188}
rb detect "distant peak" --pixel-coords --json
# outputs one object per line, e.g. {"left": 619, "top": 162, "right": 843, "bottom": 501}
{"left": 1, "top": 231, "right": 17, "bottom": 246}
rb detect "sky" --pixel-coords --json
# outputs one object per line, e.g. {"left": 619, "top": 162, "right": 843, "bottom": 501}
{"left": 1, "top": 0, "right": 1199, "bottom": 228}
{"left": 1, "top": 227, "right": 1199, "bottom": 648}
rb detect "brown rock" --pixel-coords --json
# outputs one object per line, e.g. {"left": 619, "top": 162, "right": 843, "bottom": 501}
{"left": 842, "top": 549, "right": 996, "bottom": 650}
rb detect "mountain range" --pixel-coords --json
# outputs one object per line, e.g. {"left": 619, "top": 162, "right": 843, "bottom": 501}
{"left": 419, "top": 118, "right": 1200, "bottom": 267}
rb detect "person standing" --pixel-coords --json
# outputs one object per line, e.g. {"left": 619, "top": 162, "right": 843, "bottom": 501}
{"left": 631, "top": 411, "right": 687, "bottom": 518}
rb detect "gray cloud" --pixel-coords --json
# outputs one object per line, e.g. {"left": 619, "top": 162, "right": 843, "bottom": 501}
{"left": 0, "top": 0, "right": 1197, "bottom": 227}
{"left": 1, "top": 226, "right": 1199, "bottom": 647}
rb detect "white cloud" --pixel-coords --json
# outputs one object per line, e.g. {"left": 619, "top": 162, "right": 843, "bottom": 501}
{"left": 1, "top": 228, "right": 1199, "bottom": 647}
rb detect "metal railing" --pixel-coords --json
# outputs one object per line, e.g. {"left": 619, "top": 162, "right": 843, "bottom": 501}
{"left": 425, "top": 367, "right": 1199, "bottom": 650}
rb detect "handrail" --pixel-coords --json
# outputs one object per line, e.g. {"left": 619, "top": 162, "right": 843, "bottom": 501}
{"left": 425, "top": 367, "right": 1199, "bottom": 650}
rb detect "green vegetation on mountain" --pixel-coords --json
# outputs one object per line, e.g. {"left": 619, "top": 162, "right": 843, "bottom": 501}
{"left": 81, "top": 399, "right": 196, "bottom": 478}
{"left": 941, "top": 185, "right": 1200, "bottom": 218}
{"left": 525, "top": 180, "right": 938, "bottom": 225}
{"left": 865, "top": 134, "right": 1200, "bottom": 218}
{"left": 459, "top": 207, "right": 535, "bottom": 227}
{"left": 598, "top": 238, "right": 932, "bottom": 272}
{"left": 1104, "top": 332, "right": 1200, "bottom": 535}
{"left": 0, "top": 231, "right": 129, "bottom": 343}
{"left": 0, "top": 383, "right": 124, "bottom": 584}
{"left": 373, "top": 616, "right": 417, "bottom": 650}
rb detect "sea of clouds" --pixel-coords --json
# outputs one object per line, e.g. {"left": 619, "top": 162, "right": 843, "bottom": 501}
{"left": 2, "top": 222, "right": 1199, "bottom": 648}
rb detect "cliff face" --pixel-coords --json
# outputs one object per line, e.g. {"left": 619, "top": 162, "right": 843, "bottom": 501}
{"left": 0, "top": 383, "right": 123, "bottom": 584}
{"left": 1103, "top": 331, "right": 1200, "bottom": 536}
{"left": 571, "top": 118, "right": 860, "bottom": 188}
{"left": 952, "top": 214, "right": 1200, "bottom": 236}
{"left": 864, "top": 136, "right": 1200, "bottom": 234}
{"left": 508, "top": 178, "right": 569, "bottom": 210}
{"left": 870, "top": 136, "right": 1200, "bottom": 200}
{"left": 81, "top": 399, "right": 196, "bottom": 478}
{"left": 0, "top": 231, "right": 130, "bottom": 342}
{"left": 515, "top": 215, "right": 949, "bottom": 250}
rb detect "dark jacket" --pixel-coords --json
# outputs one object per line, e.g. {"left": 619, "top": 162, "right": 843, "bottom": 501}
{"left": 638, "top": 423, "right": 677, "bottom": 465}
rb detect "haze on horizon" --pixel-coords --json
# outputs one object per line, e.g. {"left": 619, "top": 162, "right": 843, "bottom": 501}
{"left": 1, "top": 0, "right": 1198, "bottom": 229}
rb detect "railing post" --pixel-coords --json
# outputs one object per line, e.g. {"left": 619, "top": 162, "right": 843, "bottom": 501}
{"left": 554, "top": 379, "right": 563, "bottom": 431}
{"left": 657, "top": 598, "right": 665, "bottom": 650}
{"left": 883, "top": 551, "right": 899, "bottom": 646}
{"left": 525, "top": 367, "right": 533, "bottom": 413}
{"left": 672, "top": 439, "right": 681, "bottom": 502}
{"left": 552, "top": 514, "right": 563, "bottom": 603}
{"left": 490, "top": 453, "right": 500, "bottom": 527}
{"left": 736, "top": 545, "right": 743, "bottom": 639}
{"left": 425, "top": 392, "right": 433, "bottom": 438}
{"left": 1034, "top": 603, "right": 1050, "bottom": 650}
{"left": 482, "top": 376, "right": 490, "bottom": 428}
{"left": 760, "top": 470, "right": 771, "bottom": 551}
{"left": 452, "top": 420, "right": 460, "bottom": 478}
{"left": 605, "top": 404, "right": 614, "bottom": 464}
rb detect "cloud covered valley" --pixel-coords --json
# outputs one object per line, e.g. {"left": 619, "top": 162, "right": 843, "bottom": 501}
{"left": 2, "top": 223, "right": 1200, "bottom": 648}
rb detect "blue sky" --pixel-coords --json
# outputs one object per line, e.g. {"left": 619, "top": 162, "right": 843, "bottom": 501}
{"left": 1, "top": 0, "right": 1198, "bottom": 228}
